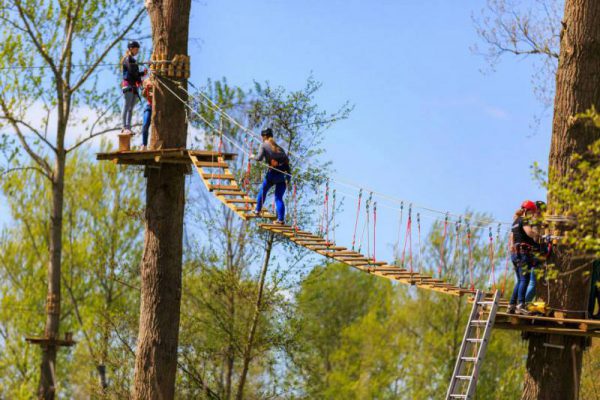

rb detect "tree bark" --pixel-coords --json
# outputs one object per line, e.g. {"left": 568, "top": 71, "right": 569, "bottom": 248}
{"left": 236, "top": 233, "right": 274, "bottom": 400}
{"left": 37, "top": 149, "right": 66, "bottom": 400}
{"left": 523, "top": 2, "right": 600, "bottom": 399}
{"left": 132, "top": 1, "right": 191, "bottom": 398}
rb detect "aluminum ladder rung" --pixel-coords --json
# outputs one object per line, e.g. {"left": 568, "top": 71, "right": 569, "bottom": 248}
{"left": 455, "top": 375, "right": 472, "bottom": 380}
{"left": 470, "top": 320, "right": 488, "bottom": 325}
{"left": 449, "top": 395, "right": 468, "bottom": 399}
{"left": 465, "top": 338, "right": 483, "bottom": 343}
{"left": 460, "top": 357, "right": 478, "bottom": 362}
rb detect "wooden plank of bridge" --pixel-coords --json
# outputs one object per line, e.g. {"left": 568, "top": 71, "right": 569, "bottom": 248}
{"left": 213, "top": 190, "right": 246, "bottom": 196}
{"left": 208, "top": 184, "right": 240, "bottom": 191}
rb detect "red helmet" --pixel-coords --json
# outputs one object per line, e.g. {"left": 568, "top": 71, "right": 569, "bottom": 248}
{"left": 521, "top": 200, "right": 537, "bottom": 213}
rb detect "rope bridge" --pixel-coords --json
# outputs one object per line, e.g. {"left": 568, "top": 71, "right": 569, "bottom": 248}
{"left": 97, "top": 148, "right": 600, "bottom": 338}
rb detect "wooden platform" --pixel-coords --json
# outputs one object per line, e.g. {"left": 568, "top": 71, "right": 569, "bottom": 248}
{"left": 96, "top": 148, "right": 237, "bottom": 166}
{"left": 493, "top": 312, "right": 600, "bottom": 338}
{"left": 26, "top": 335, "right": 76, "bottom": 347}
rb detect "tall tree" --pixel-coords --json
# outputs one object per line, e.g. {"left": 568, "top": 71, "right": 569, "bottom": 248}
{"left": 132, "top": 0, "right": 191, "bottom": 398}
{"left": 0, "top": 148, "right": 143, "bottom": 397}
{"left": 522, "top": 1, "right": 600, "bottom": 399}
{"left": 0, "top": 1, "right": 145, "bottom": 397}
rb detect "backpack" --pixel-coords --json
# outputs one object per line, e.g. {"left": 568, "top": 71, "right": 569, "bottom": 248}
{"left": 269, "top": 151, "right": 289, "bottom": 169}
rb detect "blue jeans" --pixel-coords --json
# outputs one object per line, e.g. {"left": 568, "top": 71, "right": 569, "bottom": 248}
{"left": 142, "top": 104, "right": 152, "bottom": 146}
{"left": 509, "top": 253, "right": 534, "bottom": 305}
{"left": 256, "top": 171, "right": 287, "bottom": 222}
{"left": 525, "top": 267, "right": 537, "bottom": 303}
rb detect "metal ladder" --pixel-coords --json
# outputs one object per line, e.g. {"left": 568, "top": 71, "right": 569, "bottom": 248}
{"left": 446, "top": 290, "right": 499, "bottom": 400}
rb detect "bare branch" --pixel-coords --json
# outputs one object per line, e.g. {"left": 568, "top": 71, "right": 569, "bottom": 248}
{"left": 66, "top": 126, "right": 121, "bottom": 153}
{"left": 0, "top": 99, "right": 53, "bottom": 177}
{"left": 0, "top": 116, "right": 57, "bottom": 152}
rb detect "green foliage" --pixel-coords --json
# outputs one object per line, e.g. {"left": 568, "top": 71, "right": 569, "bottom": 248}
{"left": 284, "top": 220, "right": 525, "bottom": 399}
{"left": 0, "top": 146, "right": 143, "bottom": 397}
{"left": 532, "top": 107, "right": 600, "bottom": 257}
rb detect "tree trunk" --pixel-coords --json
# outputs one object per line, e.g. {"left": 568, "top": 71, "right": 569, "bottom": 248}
{"left": 132, "top": 1, "right": 191, "bottom": 398}
{"left": 523, "top": 2, "right": 600, "bottom": 399}
{"left": 38, "top": 151, "right": 66, "bottom": 400}
{"left": 236, "top": 233, "right": 274, "bottom": 400}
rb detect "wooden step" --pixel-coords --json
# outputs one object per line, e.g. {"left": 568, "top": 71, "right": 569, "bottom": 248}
{"left": 195, "top": 161, "right": 229, "bottom": 168}
{"left": 307, "top": 245, "right": 347, "bottom": 251}
{"left": 244, "top": 213, "right": 277, "bottom": 220}
{"left": 335, "top": 257, "right": 371, "bottom": 263}
{"left": 294, "top": 239, "right": 328, "bottom": 245}
{"left": 320, "top": 250, "right": 364, "bottom": 256}
{"left": 202, "top": 173, "right": 236, "bottom": 180}
{"left": 345, "top": 260, "right": 387, "bottom": 266}
{"left": 226, "top": 199, "right": 256, "bottom": 204}
{"left": 333, "top": 254, "right": 369, "bottom": 259}
{"left": 214, "top": 190, "right": 245, "bottom": 196}
{"left": 208, "top": 184, "right": 240, "bottom": 191}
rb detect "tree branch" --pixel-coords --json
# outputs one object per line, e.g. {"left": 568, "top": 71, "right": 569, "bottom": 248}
{"left": 66, "top": 126, "right": 122, "bottom": 153}
{"left": 0, "top": 115, "right": 57, "bottom": 152}
{"left": 0, "top": 166, "right": 49, "bottom": 180}
{"left": 13, "top": 0, "right": 59, "bottom": 77}
{"left": 0, "top": 99, "right": 53, "bottom": 178}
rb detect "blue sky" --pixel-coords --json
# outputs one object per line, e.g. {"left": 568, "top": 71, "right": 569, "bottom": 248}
{"left": 1, "top": 0, "right": 553, "bottom": 265}
{"left": 185, "top": 0, "right": 551, "bottom": 261}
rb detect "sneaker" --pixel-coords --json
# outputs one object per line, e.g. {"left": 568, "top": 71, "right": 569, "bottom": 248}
{"left": 252, "top": 210, "right": 261, "bottom": 217}
{"left": 516, "top": 303, "right": 531, "bottom": 315}
{"left": 507, "top": 304, "right": 516, "bottom": 314}
{"left": 140, "top": 145, "right": 147, "bottom": 151}
{"left": 274, "top": 220, "right": 285, "bottom": 225}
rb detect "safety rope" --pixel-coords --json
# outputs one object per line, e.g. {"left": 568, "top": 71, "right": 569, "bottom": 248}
{"left": 453, "top": 217, "right": 462, "bottom": 284}
{"left": 501, "top": 234, "right": 511, "bottom": 296}
{"left": 401, "top": 205, "right": 413, "bottom": 273}
{"left": 466, "top": 221, "right": 475, "bottom": 290}
{"left": 417, "top": 212, "right": 423, "bottom": 273}
{"left": 351, "top": 189, "right": 363, "bottom": 251}
{"left": 324, "top": 181, "right": 330, "bottom": 244}
{"left": 292, "top": 182, "right": 298, "bottom": 232}
{"left": 365, "top": 193, "right": 373, "bottom": 260}
{"left": 332, "top": 189, "right": 337, "bottom": 244}
{"left": 373, "top": 201, "right": 377, "bottom": 263}
{"left": 394, "top": 202, "right": 404, "bottom": 261}
{"left": 488, "top": 226, "right": 496, "bottom": 291}
{"left": 438, "top": 213, "right": 449, "bottom": 278}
